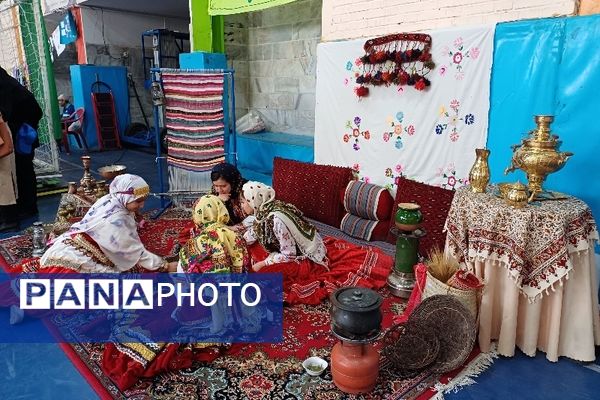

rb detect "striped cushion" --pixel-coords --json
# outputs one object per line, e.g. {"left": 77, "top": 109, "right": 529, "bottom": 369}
{"left": 343, "top": 181, "right": 393, "bottom": 221}
{"left": 340, "top": 213, "right": 389, "bottom": 241}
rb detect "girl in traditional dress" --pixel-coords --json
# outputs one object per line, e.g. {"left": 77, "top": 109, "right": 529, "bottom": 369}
{"left": 241, "top": 181, "right": 393, "bottom": 305}
{"left": 38, "top": 174, "right": 177, "bottom": 273}
{"left": 103, "top": 195, "right": 249, "bottom": 391}
{"left": 178, "top": 194, "right": 249, "bottom": 273}
{"left": 241, "top": 181, "right": 327, "bottom": 271}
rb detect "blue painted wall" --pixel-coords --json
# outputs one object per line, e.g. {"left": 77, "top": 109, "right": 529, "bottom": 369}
{"left": 70, "top": 65, "right": 130, "bottom": 150}
{"left": 489, "top": 15, "right": 600, "bottom": 222}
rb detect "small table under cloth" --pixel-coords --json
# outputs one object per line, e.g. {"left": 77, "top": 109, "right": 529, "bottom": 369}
{"left": 444, "top": 186, "right": 600, "bottom": 362}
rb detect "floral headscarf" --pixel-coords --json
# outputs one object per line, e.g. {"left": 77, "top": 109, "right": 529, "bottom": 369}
{"left": 193, "top": 194, "right": 230, "bottom": 227}
{"left": 180, "top": 195, "right": 247, "bottom": 273}
{"left": 54, "top": 174, "right": 153, "bottom": 270}
{"left": 241, "top": 181, "right": 276, "bottom": 214}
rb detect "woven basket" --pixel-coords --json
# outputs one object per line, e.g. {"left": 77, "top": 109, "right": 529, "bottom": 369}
{"left": 422, "top": 271, "right": 478, "bottom": 319}
{"left": 408, "top": 295, "right": 476, "bottom": 374}
{"left": 382, "top": 321, "right": 440, "bottom": 378}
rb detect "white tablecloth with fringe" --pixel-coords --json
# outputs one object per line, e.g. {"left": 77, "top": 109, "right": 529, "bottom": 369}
{"left": 445, "top": 187, "right": 600, "bottom": 362}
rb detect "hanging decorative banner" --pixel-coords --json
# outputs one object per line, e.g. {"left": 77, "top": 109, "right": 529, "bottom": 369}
{"left": 49, "top": 26, "right": 66, "bottom": 61}
{"left": 161, "top": 70, "right": 226, "bottom": 192}
{"left": 315, "top": 25, "right": 495, "bottom": 195}
{"left": 354, "top": 33, "right": 435, "bottom": 97}
{"left": 59, "top": 10, "right": 77, "bottom": 45}
{"left": 208, "top": 0, "right": 298, "bottom": 15}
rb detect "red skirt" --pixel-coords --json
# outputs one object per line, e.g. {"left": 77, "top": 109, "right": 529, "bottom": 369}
{"left": 250, "top": 236, "right": 393, "bottom": 305}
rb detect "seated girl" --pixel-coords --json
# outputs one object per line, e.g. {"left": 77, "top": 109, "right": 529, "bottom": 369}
{"left": 178, "top": 194, "right": 249, "bottom": 273}
{"left": 241, "top": 181, "right": 327, "bottom": 271}
{"left": 178, "top": 163, "right": 248, "bottom": 246}
{"left": 103, "top": 194, "right": 249, "bottom": 391}
{"left": 241, "top": 181, "right": 393, "bottom": 305}
{"left": 38, "top": 174, "right": 177, "bottom": 273}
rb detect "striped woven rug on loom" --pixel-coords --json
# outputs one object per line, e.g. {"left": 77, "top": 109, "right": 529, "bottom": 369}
{"left": 162, "top": 71, "right": 226, "bottom": 171}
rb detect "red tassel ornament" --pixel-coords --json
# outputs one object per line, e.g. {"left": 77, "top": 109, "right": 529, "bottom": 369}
{"left": 354, "top": 86, "right": 369, "bottom": 98}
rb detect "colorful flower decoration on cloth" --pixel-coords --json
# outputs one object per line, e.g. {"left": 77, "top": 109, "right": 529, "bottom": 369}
{"left": 434, "top": 99, "right": 475, "bottom": 142}
{"left": 350, "top": 163, "right": 371, "bottom": 183}
{"left": 439, "top": 36, "right": 481, "bottom": 80}
{"left": 384, "top": 164, "right": 406, "bottom": 190}
{"left": 344, "top": 57, "right": 363, "bottom": 87}
{"left": 383, "top": 111, "right": 416, "bottom": 150}
{"left": 343, "top": 116, "right": 371, "bottom": 151}
{"left": 351, "top": 162, "right": 361, "bottom": 179}
{"left": 436, "top": 163, "right": 467, "bottom": 190}
{"left": 353, "top": 33, "right": 435, "bottom": 98}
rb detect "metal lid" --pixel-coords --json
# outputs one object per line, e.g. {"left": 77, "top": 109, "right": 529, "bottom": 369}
{"left": 332, "top": 287, "right": 382, "bottom": 311}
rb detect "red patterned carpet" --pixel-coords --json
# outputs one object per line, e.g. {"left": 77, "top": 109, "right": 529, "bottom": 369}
{"left": 0, "top": 211, "right": 484, "bottom": 399}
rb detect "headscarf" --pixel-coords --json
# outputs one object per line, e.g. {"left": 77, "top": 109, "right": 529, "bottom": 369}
{"left": 180, "top": 195, "right": 246, "bottom": 273}
{"left": 241, "top": 181, "right": 275, "bottom": 213}
{"left": 242, "top": 181, "right": 325, "bottom": 264}
{"left": 192, "top": 194, "right": 231, "bottom": 227}
{"left": 53, "top": 174, "right": 152, "bottom": 270}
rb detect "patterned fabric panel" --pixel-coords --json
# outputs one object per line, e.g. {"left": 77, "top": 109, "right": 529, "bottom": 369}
{"left": 272, "top": 158, "right": 353, "bottom": 228}
{"left": 343, "top": 180, "right": 393, "bottom": 221}
{"left": 162, "top": 71, "right": 226, "bottom": 172}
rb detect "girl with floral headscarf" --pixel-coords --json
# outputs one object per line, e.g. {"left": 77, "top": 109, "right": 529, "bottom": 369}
{"left": 241, "top": 181, "right": 327, "bottom": 271}
{"left": 38, "top": 174, "right": 177, "bottom": 273}
{"left": 179, "top": 194, "right": 248, "bottom": 273}
{"left": 104, "top": 195, "right": 249, "bottom": 391}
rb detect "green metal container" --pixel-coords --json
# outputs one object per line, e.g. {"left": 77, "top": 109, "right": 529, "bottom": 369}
{"left": 394, "top": 235, "right": 419, "bottom": 274}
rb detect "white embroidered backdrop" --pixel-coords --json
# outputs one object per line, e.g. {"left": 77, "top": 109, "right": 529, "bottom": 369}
{"left": 315, "top": 25, "right": 495, "bottom": 193}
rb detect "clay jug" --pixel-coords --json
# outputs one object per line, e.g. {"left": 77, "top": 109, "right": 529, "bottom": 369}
{"left": 331, "top": 341, "right": 379, "bottom": 394}
{"left": 469, "top": 148, "right": 490, "bottom": 193}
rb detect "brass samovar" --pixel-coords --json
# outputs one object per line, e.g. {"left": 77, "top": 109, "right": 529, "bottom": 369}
{"left": 505, "top": 115, "right": 573, "bottom": 201}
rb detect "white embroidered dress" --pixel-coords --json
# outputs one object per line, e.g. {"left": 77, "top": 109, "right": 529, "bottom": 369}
{"left": 242, "top": 181, "right": 327, "bottom": 267}
{"left": 40, "top": 174, "right": 164, "bottom": 273}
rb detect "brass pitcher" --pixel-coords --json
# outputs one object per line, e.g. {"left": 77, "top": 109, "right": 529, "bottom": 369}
{"left": 469, "top": 148, "right": 490, "bottom": 193}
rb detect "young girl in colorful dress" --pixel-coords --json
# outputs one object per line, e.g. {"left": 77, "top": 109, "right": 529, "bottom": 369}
{"left": 103, "top": 194, "right": 249, "bottom": 391}
{"left": 178, "top": 194, "right": 249, "bottom": 273}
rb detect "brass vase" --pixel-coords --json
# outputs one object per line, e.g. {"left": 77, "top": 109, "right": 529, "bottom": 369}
{"left": 469, "top": 148, "right": 490, "bottom": 193}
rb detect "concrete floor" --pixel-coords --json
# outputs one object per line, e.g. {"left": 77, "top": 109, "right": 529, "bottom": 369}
{"left": 0, "top": 148, "right": 599, "bottom": 399}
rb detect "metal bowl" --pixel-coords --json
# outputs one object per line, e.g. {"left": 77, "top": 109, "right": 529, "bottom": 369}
{"left": 98, "top": 165, "right": 127, "bottom": 180}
